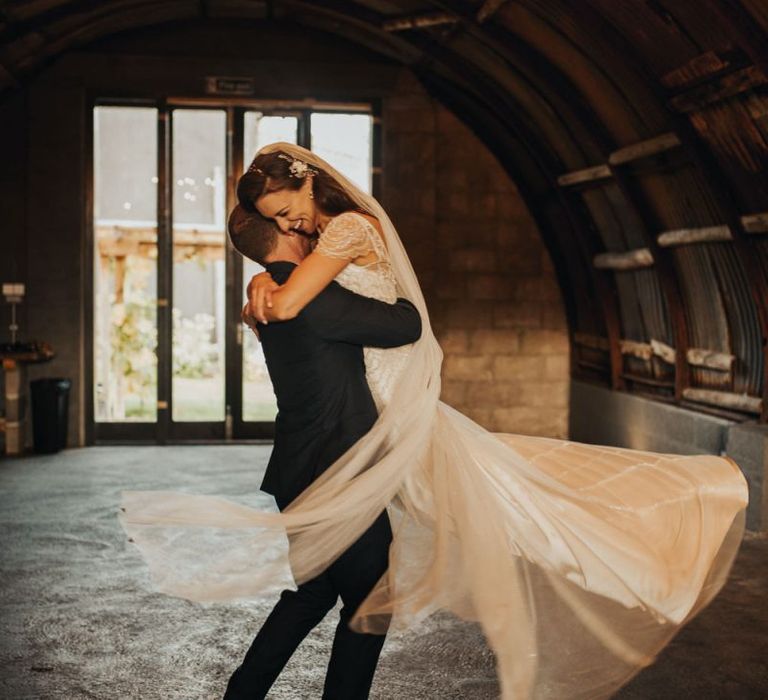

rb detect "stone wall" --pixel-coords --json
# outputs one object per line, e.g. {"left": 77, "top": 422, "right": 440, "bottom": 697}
{"left": 382, "top": 72, "right": 569, "bottom": 438}
{"left": 726, "top": 423, "right": 768, "bottom": 532}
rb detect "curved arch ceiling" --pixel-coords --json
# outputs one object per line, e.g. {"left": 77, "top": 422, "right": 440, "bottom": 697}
{"left": 2, "top": 0, "right": 767, "bottom": 421}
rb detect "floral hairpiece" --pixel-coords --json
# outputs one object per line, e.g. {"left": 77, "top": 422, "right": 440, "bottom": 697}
{"left": 245, "top": 153, "right": 318, "bottom": 178}
{"left": 277, "top": 153, "right": 318, "bottom": 179}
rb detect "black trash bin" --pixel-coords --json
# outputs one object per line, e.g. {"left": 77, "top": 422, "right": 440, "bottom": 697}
{"left": 30, "top": 378, "right": 71, "bottom": 454}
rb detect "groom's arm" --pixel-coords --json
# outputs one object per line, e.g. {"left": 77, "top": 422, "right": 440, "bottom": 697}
{"left": 302, "top": 281, "right": 422, "bottom": 348}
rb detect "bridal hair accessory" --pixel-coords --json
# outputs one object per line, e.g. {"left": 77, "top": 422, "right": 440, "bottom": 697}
{"left": 277, "top": 153, "right": 318, "bottom": 179}
{"left": 245, "top": 152, "right": 317, "bottom": 179}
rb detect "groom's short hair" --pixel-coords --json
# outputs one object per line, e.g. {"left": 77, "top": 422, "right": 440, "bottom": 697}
{"left": 228, "top": 205, "right": 280, "bottom": 265}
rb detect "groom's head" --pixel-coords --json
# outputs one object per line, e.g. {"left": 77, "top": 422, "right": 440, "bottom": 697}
{"left": 228, "top": 205, "right": 313, "bottom": 266}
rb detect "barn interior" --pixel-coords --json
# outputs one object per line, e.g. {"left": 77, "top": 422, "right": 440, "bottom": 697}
{"left": 1, "top": 1, "right": 767, "bottom": 698}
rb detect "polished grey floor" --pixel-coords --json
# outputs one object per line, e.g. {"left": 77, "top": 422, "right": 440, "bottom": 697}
{"left": 0, "top": 446, "right": 765, "bottom": 699}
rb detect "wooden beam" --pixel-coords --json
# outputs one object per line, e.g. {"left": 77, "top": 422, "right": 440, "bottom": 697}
{"left": 657, "top": 225, "right": 733, "bottom": 247}
{"left": 619, "top": 340, "right": 653, "bottom": 361}
{"left": 557, "top": 164, "right": 612, "bottom": 186}
{"left": 608, "top": 132, "right": 681, "bottom": 165}
{"left": 700, "top": 0, "right": 768, "bottom": 86}
{"left": 682, "top": 388, "right": 762, "bottom": 414}
{"left": 668, "top": 65, "right": 768, "bottom": 113}
{"left": 742, "top": 212, "right": 768, "bottom": 234}
{"left": 624, "top": 342, "right": 733, "bottom": 376}
{"left": 614, "top": 340, "right": 730, "bottom": 371}
{"left": 559, "top": 134, "right": 682, "bottom": 185}
{"left": 382, "top": 12, "right": 457, "bottom": 32}
{"left": 558, "top": 134, "right": 683, "bottom": 187}
{"left": 650, "top": 339, "right": 677, "bottom": 365}
{"left": 661, "top": 51, "right": 732, "bottom": 89}
{"left": 593, "top": 248, "right": 654, "bottom": 271}
{"left": 687, "top": 348, "right": 735, "bottom": 371}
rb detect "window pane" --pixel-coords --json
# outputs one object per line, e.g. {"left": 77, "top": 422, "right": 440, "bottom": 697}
{"left": 242, "top": 256, "right": 279, "bottom": 422}
{"left": 310, "top": 113, "right": 372, "bottom": 194}
{"left": 172, "top": 109, "right": 226, "bottom": 422}
{"left": 93, "top": 106, "right": 158, "bottom": 422}
{"left": 240, "top": 114, "right": 297, "bottom": 423}
{"left": 244, "top": 112, "right": 298, "bottom": 167}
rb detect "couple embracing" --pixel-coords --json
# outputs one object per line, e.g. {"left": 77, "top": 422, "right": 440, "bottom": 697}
{"left": 120, "top": 143, "right": 749, "bottom": 700}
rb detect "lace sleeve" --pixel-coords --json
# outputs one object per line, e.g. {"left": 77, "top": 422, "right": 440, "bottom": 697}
{"left": 315, "top": 212, "right": 375, "bottom": 261}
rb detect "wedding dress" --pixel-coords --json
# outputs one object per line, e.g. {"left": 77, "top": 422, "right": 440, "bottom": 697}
{"left": 313, "top": 211, "right": 412, "bottom": 412}
{"left": 120, "top": 143, "right": 749, "bottom": 699}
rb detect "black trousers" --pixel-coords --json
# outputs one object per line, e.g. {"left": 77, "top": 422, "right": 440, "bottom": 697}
{"left": 223, "top": 504, "right": 392, "bottom": 700}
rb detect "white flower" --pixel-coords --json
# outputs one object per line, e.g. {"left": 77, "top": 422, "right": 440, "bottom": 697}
{"left": 289, "top": 160, "right": 309, "bottom": 178}
{"left": 278, "top": 153, "right": 315, "bottom": 179}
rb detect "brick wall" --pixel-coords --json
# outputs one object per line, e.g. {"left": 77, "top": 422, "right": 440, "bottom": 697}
{"left": 383, "top": 71, "right": 569, "bottom": 438}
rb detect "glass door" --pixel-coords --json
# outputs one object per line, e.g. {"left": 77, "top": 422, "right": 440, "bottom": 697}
{"left": 234, "top": 109, "right": 373, "bottom": 437}
{"left": 236, "top": 112, "right": 299, "bottom": 436}
{"left": 169, "top": 108, "right": 227, "bottom": 438}
{"left": 92, "top": 106, "right": 159, "bottom": 440}
{"left": 92, "top": 102, "right": 374, "bottom": 442}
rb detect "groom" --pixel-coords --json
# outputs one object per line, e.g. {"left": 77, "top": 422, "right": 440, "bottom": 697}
{"left": 224, "top": 205, "right": 421, "bottom": 699}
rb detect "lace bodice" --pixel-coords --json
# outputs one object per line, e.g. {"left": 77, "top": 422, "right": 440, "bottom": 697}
{"left": 318, "top": 212, "right": 411, "bottom": 411}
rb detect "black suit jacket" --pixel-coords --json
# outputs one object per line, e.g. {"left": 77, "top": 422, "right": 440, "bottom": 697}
{"left": 256, "top": 261, "right": 422, "bottom": 508}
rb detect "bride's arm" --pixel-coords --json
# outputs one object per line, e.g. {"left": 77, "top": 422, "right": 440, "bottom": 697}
{"left": 248, "top": 212, "right": 382, "bottom": 323}
{"left": 249, "top": 251, "right": 351, "bottom": 322}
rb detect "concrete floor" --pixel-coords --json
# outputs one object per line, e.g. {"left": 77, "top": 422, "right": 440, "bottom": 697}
{"left": 0, "top": 446, "right": 766, "bottom": 700}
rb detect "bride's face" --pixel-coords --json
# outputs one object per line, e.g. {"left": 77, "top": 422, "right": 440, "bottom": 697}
{"left": 255, "top": 176, "right": 318, "bottom": 235}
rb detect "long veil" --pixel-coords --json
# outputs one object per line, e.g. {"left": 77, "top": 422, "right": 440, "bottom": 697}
{"left": 119, "top": 142, "right": 749, "bottom": 699}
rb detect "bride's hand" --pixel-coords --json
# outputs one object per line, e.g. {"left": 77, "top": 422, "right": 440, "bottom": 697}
{"left": 241, "top": 302, "right": 260, "bottom": 339}
{"left": 247, "top": 272, "right": 280, "bottom": 323}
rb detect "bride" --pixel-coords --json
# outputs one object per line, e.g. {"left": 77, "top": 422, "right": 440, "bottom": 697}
{"left": 120, "top": 142, "right": 748, "bottom": 699}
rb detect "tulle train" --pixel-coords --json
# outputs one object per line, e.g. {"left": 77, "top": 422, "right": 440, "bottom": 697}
{"left": 119, "top": 401, "right": 747, "bottom": 699}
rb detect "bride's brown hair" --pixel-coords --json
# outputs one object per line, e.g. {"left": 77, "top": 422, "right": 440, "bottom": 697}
{"left": 237, "top": 151, "right": 363, "bottom": 216}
